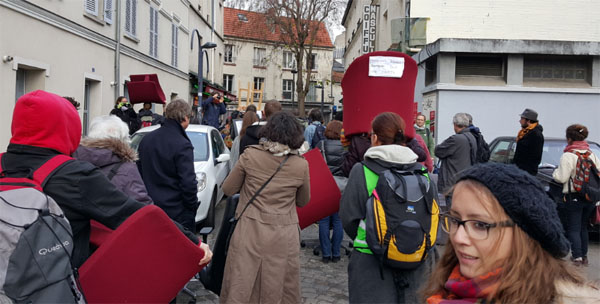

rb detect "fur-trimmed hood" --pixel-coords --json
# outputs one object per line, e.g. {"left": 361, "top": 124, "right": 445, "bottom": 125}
{"left": 556, "top": 280, "right": 600, "bottom": 304}
{"left": 73, "top": 138, "right": 137, "bottom": 168}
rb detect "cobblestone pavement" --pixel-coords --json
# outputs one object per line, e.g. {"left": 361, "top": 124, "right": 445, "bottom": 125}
{"left": 177, "top": 200, "right": 351, "bottom": 304}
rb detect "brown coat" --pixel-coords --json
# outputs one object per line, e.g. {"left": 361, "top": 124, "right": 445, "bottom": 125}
{"left": 220, "top": 145, "right": 310, "bottom": 304}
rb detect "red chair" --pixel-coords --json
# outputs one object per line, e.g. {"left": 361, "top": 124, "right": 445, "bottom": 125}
{"left": 79, "top": 205, "right": 205, "bottom": 303}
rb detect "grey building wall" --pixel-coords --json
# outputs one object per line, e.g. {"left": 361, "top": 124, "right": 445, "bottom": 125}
{"left": 435, "top": 89, "right": 600, "bottom": 145}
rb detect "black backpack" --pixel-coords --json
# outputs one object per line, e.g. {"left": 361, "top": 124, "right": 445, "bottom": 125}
{"left": 311, "top": 124, "right": 326, "bottom": 149}
{"left": 468, "top": 128, "right": 490, "bottom": 163}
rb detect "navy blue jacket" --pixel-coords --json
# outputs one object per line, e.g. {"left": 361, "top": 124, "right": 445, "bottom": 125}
{"left": 137, "top": 119, "right": 199, "bottom": 230}
{"left": 201, "top": 97, "right": 226, "bottom": 128}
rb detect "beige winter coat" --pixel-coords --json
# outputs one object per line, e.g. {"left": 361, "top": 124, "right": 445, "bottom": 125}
{"left": 220, "top": 145, "right": 310, "bottom": 304}
{"left": 555, "top": 280, "right": 600, "bottom": 304}
{"left": 552, "top": 148, "right": 600, "bottom": 193}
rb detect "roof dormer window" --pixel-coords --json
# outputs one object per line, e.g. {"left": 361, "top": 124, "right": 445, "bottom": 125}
{"left": 237, "top": 13, "right": 248, "bottom": 22}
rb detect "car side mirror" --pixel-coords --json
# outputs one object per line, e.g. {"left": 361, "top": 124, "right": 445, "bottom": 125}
{"left": 216, "top": 154, "right": 230, "bottom": 163}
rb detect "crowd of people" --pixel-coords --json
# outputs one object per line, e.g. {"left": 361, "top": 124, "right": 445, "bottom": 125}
{"left": 1, "top": 90, "right": 599, "bottom": 303}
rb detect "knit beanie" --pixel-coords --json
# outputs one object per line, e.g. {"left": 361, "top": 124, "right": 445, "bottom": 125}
{"left": 456, "top": 163, "right": 570, "bottom": 258}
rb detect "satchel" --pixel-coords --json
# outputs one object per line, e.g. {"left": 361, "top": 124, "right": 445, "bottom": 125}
{"left": 199, "top": 155, "right": 290, "bottom": 295}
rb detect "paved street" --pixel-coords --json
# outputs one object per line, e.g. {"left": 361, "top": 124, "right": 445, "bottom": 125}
{"left": 178, "top": 199, "right": 600, "bottom": 303}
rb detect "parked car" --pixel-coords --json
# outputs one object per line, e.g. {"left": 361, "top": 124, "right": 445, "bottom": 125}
{"left": 130, "top": 124, "right": 231, "bottom": 228}
{"left": 488, "top": 136, "right": 600, "bottom": 238}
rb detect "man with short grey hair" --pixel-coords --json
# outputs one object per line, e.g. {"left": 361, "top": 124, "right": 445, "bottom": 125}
{"left": 435, "top": 113, "right": 477, "bottom": 203}
{"left": 138, "top": 99, "right": 199, "bottom": 232}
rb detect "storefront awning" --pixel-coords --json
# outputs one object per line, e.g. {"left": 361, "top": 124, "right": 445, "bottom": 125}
{"left": 126, "top": 74, "right": 166, "bottom": 104}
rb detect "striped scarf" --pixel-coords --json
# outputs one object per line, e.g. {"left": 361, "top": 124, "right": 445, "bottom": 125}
{"left": 516, "top": 122, "right": 538, "bottom": 142}
{"left": 426, "top": 266, "right": 502, "bottom": 304}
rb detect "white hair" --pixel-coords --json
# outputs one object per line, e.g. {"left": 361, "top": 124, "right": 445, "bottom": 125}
{"left": 87, "top": 115, "right": 131, "bottom": 143}
{"left": 453, "top": 113, "right": 470, "bottom": 128}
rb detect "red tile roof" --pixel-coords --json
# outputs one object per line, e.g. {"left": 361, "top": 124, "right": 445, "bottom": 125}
{"left": 332, "top": 71, "right": 344, "bottom": 83}
{"left": 224, "top": 7, "right": 333, "bottom": 48}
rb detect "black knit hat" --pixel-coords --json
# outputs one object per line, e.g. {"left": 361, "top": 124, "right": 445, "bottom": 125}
{"left": 456, "top": 163, "right": 570, "bottom": 258}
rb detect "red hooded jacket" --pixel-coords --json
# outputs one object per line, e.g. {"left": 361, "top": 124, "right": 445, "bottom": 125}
{"left": 10, "top": 90, "right": 81, "bottom": 155}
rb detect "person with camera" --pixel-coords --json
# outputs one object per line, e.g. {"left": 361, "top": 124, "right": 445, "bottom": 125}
{"left": 201, "top": 92, "right": 226, "bottom": 129}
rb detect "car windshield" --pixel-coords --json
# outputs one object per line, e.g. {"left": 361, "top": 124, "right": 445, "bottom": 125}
{"left": 130, "top": 131, "right": 209, "bottom": 162}
{"left": 541, "top": 141, "right": 600, "bottom": 167}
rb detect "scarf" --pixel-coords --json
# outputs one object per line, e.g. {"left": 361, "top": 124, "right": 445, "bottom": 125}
{"left": 426, "top": 266, "right": 502, "bottom": 304}
{"left": 259, "top": 138, "right": 298, "bottom": 157}
{"left": 516, "top": 122, "right": 538, "bottom": 142}
{"left": 415, "top": 124, "right": 426, "bottom": 131}
{"left": 564, "top": 140, "right": 590, "bottom": 153}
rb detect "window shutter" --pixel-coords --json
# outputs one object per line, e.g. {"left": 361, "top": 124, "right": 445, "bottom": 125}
{"left": 153, "top": 9, "right": 159, "bottom": 58}
{"left": 131, "top": 0, "right": 137, "bottom": 36}
{"left": 149, "top": 7, "right": 155, "bottom": 57}
{"left": 125, "top": 0, "right": 131, "bottom": 33}
{"left": 85, "top": 0, "right": 98, "bottom": 16}
{"left": 172, "top": 23, "right": 178, "bottom": 67}
{"left": 104, "top": 0, "right": 113, "bottom": 24}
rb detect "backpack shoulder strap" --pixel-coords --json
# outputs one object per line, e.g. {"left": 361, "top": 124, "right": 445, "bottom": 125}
{"left": 106, "top": 162, "right": 125, "bottom": 181}
{"left": 363, "top": 165, "right": 379, "bottom": 196}
{"left": 33, "top": 155, "right": 74, "bottom": 187}
{"left": 0, "top": 153, "right": 5, "bottom": 173}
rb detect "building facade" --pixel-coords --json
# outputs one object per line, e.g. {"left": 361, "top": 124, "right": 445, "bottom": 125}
{"left": 340, "top": 0, "right": 600, "bottom": 145}
{"left": 0, "top": 0, "right": 224, "bottom": 150}
{"left": 223, "top": 7, "right": 334, "bottom": 115}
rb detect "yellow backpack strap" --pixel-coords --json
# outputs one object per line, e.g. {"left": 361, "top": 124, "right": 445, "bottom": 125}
{"left": 363, "top": 165, "right": 379, "bottom": 195}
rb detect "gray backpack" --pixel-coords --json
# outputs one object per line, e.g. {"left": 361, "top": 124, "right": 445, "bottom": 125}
{"left": 0, "top": 154, "right": 86, "bottom": 303}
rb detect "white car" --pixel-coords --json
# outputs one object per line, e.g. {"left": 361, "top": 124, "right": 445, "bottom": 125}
{"left": 130, "top": 124, "right": 231, "bottom": 228}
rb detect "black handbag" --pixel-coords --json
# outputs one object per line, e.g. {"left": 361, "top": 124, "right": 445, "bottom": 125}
{"left": 199, "top": 155, "right": 290, "bottom": 295}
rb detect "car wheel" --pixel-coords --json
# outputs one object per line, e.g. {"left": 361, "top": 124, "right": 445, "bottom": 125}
{"left": 204, "top": 188, "right": 218, "bottom": 228}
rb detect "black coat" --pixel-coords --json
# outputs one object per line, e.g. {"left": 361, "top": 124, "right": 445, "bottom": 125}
{"left": 137, "top": 119, "right": 199, "bottom": 230}
{"left": 2, "top": 144, "right": 198, "bottom": 267}
{"left": 110, "top": 106, "right": 140, "bottom": 135}
{"left": 239, "top": 123, "right": 264, "bottom": 155}
{"left": 514, "top": 124, "right": 544, "bottom": 176}
{"left": 319, "top": 139, "right": 345, "bottom": 177}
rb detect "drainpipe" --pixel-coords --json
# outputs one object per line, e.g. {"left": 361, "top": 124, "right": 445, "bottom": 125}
{"left": 210, "top": 0, "right": 215, "bottom": 82}
{"left": 114, "top": 0, "right": 122, "bottom": 100}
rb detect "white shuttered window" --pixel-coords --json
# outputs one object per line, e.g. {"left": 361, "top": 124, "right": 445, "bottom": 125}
{"left": 85, "top": 0, "right": 98, "bottom": 16}
{"left": 104, "top": 0, "right": 114, "bottom": 24}
{"left": 149, "top": 7, "right": 159, "bottom": 58}
{"left": 171, "top": 23, "right": 178, "bottom": 67}
{"left": 125, "top": 0, "right": 137, "bottom": 37}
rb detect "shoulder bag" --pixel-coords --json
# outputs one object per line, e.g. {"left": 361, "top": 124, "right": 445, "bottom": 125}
{"left": 199, "top": 154, "right": 290, "bottom": 295}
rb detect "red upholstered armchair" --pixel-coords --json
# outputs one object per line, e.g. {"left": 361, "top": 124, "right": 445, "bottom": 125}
{"left": 79, "top": 205, "right": 205, "bottom": 303}
{"left": 126, "top": 74, "right": 166, "bottom": 104}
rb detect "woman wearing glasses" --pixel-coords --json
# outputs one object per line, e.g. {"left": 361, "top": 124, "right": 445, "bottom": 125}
{"left": 422, "top": 163, "right": 600, "bottom": 303}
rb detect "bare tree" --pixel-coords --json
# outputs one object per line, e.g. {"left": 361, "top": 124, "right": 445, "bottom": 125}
{"left": 226, "top": 0, "right": 344, "bottom": 117}
{"left": 261, "top": 0, "right": 345, "bottom": 117}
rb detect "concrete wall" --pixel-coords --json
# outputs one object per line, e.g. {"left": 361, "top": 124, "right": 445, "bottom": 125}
{"left": 0, "top": 6, "right": 113, "bottom": 150}
{"left": 434, "top": 89, "right": 600, "bottom": 146}
{"left": 411, "top": 0, "right": 600, "bottom": 43}
{"left": 0, "top": 0, "right": 216, "bottom": 151}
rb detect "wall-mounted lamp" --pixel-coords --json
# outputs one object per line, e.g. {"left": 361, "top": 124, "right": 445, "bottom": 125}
{"left": 2, "top": 55, "right": 14, "bottom": 63}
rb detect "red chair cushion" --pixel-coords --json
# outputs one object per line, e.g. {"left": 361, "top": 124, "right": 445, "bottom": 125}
{"left": 89, "top": 220, "right": 113, "bottom": 248}
{"left": 79, "top": 205, "right": 204, "bottom": 303}
{"left": 297, "top": 149, "right": 342, "bottom": 229}
{"left": 341, "top": 51, "right": 418, "bottom": 139}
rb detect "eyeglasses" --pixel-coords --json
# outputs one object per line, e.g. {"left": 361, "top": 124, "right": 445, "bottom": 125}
{"left": 439, "top": 213, "right": 514, "bottom": 240}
